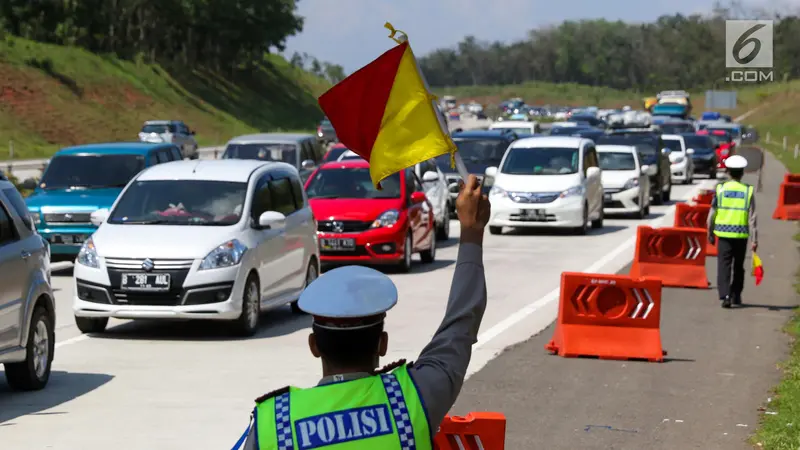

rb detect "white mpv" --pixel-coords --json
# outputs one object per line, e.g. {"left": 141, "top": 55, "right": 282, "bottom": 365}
{"left": 72, "top": 160, "right": 320, "bottom": 336}
{"left": 485, "top": 136, "right": 604, "bottom": 235}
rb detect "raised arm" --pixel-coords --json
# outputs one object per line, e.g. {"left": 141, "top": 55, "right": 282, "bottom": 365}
{"left": 408, "top": 175, "right": 490, "bottom": 432}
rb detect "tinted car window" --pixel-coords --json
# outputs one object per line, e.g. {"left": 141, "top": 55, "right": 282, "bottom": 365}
{"left": 141, "top": 124, "right": 169, "bottom": 133}
{"left": 306, "top": 168, "right": 401, "bottom": 199}
{"left": 223, "top": 143, "right": 298, "bottom": 166}
{"left": 41, "top": 154, "right": 146, "bottom": 190}
{"left": 598, "top": 152, "right": 637, "bottom": 170}
{"left": 682, "top": 135, "right": 716, "bottom": 154}
{"left": 0, "top": 202, "right": 18, "bottom": 245}
{"left": 290, "top": 177, "right": 305, "bottom": 210}
{"left": 269, "top": 178, "right": 297, "bottom": 216}
{"left": 251, "top": 178, "right": 273, "bottom": 220}
{"left": 662, "top": 138, "right": 683, "bottom": 153}
{"left": 433, "top": 138, "right": 507, "bottom": 172}
{"left": 501, "top": 147, "right": 579, "bottom": 175}
{"left": 323, "top": 147, "right": 349, "bottom": 162}
{"left": 2, "top": 187, "right": 33, "bottom": 231}
{"left": 157, "top": 151, "right": 170, "bottom": 163}
{"left": 170, "top": 147, "right": 183, "bottom": 160}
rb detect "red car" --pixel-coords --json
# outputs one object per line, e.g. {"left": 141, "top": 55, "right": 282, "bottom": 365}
{"left": 304, "top": 159, "right": 437, "bottom": 272}
{"left": 698, "top": 129, "right": 735, "bottom": 169}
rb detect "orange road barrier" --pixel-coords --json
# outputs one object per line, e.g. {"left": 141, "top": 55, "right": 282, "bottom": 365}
{"left": 784, "top": 174, "right": 800, "bottom": 184}
{"left": 434, "top": 413, "right": 506, "bottom": 450}
{"left": 673, "top": 203, "right": 718, "bottom": 256}
{"left": 773, "top": 180, "right": 800, "bottom": 221}
{"left": 545, "top": 272, "right": 665, "bottom": 362}
{"left": 692, "top": 190, "right": 714, "bottom": 205}
{"left": 629, "top": 225, "right": 710, "bottom": 289}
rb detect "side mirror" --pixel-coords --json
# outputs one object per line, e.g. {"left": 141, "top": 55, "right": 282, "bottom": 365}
{"left": 90, "top": 208, "right": 110, "bottom": 226}
{"left": 484, "top": 166, "right": 498, "bottom": 178}
{"left": 21, "top": 178, "right": 38, "bottom": 190}
{"left": 586, "top": 166, "right": 601, "bottom": 177}
{"left": 646, "top": 165, "right": 657, "bottom": 176}
{"left": 257, "top": 211, "right": 286, "bottom": 230}
{"left": 301, "top": 159, "right": 316, "bottom": 170}
{"left": 661, "top": 148, "right": 671, "bottom": 154}
{"left": 421, "top": 171, "right": 439, "bottom": 182}
{"left": 410, "top": 191, "right": 427, "bottom": 204}
{"left": 686, "top": 148, "right": 695, "bottom": 155}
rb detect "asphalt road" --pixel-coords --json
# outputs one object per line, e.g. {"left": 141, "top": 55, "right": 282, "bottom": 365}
{"left": 0, "top": 172, "right": 711, "bottom": 449}
{"left": 451, "top": 150, "right": 798, "bottom": 449}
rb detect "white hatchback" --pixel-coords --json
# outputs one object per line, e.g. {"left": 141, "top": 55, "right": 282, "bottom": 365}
{"left": 72, "top": 160, "right": 320, "bottom": 336}
{"left": 662, "top": 134, "right": 695, "bottom": 184}
{"left": 597, "top": 145, "right": 652, "bottom": 218}
{"left": 485, "top": 136, "right": 604, "bottom": 235}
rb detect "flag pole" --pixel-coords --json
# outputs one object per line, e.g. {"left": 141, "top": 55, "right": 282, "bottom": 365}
{"left": 453, "top": 151, "right": 470, "bottom": 181}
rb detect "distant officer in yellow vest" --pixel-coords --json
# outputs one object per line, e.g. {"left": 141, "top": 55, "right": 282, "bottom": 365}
{"left": 707, "top": 155, "right": 758, "bottom": 308}
{"left": 233, "top": 175, "right": 490, "bottom": 450}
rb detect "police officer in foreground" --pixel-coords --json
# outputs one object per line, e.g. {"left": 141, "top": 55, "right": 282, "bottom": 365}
{"left": 707, "top": 155, "right": 758, "bottom": 308}
{"left": 235, "top": 175, "right": 490, "bottom": 450}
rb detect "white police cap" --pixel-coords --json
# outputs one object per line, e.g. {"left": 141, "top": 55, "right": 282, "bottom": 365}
{"left": 298, "top": 265, "right": 398, "bottom": 329}
{"left": 725, "top": 155, "right": 748, "bottom": 169}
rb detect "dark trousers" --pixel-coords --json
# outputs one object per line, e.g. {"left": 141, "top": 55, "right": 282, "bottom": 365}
{"left": 717, "top": 237, "right": 748, "bottom": 300}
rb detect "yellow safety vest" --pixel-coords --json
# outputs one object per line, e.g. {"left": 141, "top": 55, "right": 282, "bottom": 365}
{"left": 713, "top": 181, "right": 752, "bottom": 239}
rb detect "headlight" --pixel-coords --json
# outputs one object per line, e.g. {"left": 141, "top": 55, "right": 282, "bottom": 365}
{"left": 30, "top": 212, "right": 41, "bottom": 225}
{"left": 199, "top": 239, "right": 248, "bottom": 270}
{"left": 371, "top": 210, "right": 399, "bottom": 228}
{"left": 559, "top": 185, "right": 585, "bottom": 198}
{"left": 623, "top": 177, "right": 640, "bottom": 190}
{"left": 489, "top": 186, "right": 508, "bottom": 198}
{"left": 77, "top": 237, "right": 100, "bottom": 268}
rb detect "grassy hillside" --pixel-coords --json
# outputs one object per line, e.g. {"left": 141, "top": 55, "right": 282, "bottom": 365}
{"left": 0, "top": 36, "right": 331, "bottom": 160}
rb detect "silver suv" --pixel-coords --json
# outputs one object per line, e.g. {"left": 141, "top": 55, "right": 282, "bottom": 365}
{"left": 139, "top": 120, "right": 199, "bottom": 159}
{"left": 0, "top": 175, "right": 56, "bottom": 390}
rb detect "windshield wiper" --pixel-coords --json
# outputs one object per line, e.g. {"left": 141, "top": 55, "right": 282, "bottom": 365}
{"left": 310, "top": 195, "right": 341, "bottom": 199}
{"left": 117, "top": 219, "right": 168, "bottom": 224}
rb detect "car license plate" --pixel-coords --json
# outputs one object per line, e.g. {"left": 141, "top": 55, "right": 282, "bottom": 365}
{"left": 51, "top": 234, "right": 86, "bottom": 245}
{"left": 519, "top": 209, "right": 545, "bottom": 220}
{"left": 320, "top": 238, "right": 356, "bottom": 251}
{"left": 121, "top": 273, "right": 171, "bottom": 291}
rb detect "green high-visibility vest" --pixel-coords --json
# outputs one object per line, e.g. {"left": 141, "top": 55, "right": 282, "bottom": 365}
{"left": 713, "top": 180, "right": 753, "bottom": 239}
{"left": 254, "top": 364, "right": 432, "bottom": 450}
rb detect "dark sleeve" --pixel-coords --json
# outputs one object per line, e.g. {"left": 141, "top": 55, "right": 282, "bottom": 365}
{"left": 408, "top": 242, "right": 487, "bottom": 433}
{"left": 242, "top": 425, "right": 257, "bottom": 450}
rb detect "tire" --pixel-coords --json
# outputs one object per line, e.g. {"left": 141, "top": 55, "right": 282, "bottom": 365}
{"left": 397, "top": 233, "right": 413, "bottom": 273}
{"left": 489, "top": 226, "right": 502, "bottom": 235}
{"left": 420, "top": 232, "right": 436, "bottom": 263}
{"left": 573, "top": 204, "right": 589, "bottom": 235}
{"left": 75, "top": 316, "right": 108, "bottom": 334}
{"left": 5, "top": 307, "right": 54, "bottom": 391}
{"left": 232, "top": 275, "right": 260, "bottom": 337}
{"left": 591, "top": 205, "right": 604, "bottom": 229}
{"left": 436, "top": 210, "right": 450, "bottom": 240}
{"left": 291, "top": 260, "right": 318, "bottom": 314}
{"left": 651, "top": 181, "right": 664, "bottom": 205}
{"left": 662, "top": 181, "right": 672, "bottom": 202}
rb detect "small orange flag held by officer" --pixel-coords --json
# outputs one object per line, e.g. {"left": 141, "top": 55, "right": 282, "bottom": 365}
{"left": 318, "top": 22, "right": 470, "bottom": 188}
{"left": 752, "top": 252, "right": 764, "bottom": 286}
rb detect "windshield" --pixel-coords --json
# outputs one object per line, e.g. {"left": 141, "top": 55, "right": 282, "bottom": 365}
{"left": 662, "top": 139, "right": 683, "bottom": 153}
{"left": 659, "top": 123, "right": 694, "bottom": 134}
{"left": 434, "top": 139, "right": 507, "bottom": 172}
{"left": 223, "top": 143, "right": 298, "bottom": 165}
{"left": 323, "top": 147, "right": 349, "bottom": 162}
{"left": 141, "top": 124, "right": 174, "bottom": 134}
{"left": 40, "top": 154, "right": 145, "bottom": 190}
{"left": 682, "top": 135, "right": 715, "bottom": 153}
{"left": 493, "top": 127, "right": 531, "bottom": 135}
{"left": 549, "top": 126, "right": 589, "bottom": 136}
{"left": 306, "top": 168, "right": 401, "bottom": 199}
{"left": 108, "top": 180, "right": 247, "bottom": 225}
{"left": 501, "top": 147, "right": 579, "bottom": 175}
{"left": 598, "top": 152, "right": 636, "bottom": 171}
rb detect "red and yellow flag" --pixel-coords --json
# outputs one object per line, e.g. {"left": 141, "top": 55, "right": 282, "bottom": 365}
{"left": 752, "top": 252, "right": 764, "bottom": 286}
{"left": 318, "top": 23, "right": 456, "bottom": 187}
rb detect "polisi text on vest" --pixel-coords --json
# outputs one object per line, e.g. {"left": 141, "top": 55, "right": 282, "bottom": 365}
{"left": 295, "top": 404, "right": 394, "bottom": 449}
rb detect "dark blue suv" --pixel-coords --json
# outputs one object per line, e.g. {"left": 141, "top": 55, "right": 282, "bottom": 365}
{"left": 436, "top": 129, "right": 519, "bottom": 216}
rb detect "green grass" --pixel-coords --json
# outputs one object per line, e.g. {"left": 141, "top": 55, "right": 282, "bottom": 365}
{"left": 0, "top": 36, "right": 330, "bottom": 160}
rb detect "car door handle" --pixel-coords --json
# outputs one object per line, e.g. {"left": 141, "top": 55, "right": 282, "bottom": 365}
{"left": 20, "top": 250, "right": 31, "bottom": 259}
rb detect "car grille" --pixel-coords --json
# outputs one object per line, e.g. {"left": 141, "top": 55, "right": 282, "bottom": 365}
{"left": 105, "top": 259, "right": 192, "bottom": 306}
{"left": 105, "top": 257, "right": 194, "bottom": 270}
{"left": 603, "top": 188, "right": 622, "bottom": 194}
{"left": 508, "top": 192, "right": 560, "bottom": 204}
{"left": 317, "top": 220, "right": 372, "bottom": 233}
{"left": 43, "top": 212, "right": 92, "bottom": 224}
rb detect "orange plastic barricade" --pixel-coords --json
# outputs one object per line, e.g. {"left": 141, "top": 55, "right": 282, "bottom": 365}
{"left": 772, "top": 181, "right": 800, "bottom": 220}
{"left": 673, "top": 203, "right": 717, "bottom": 256}
{"left": 629, "top": 225, "right": 710, "bottom": 289}
{"left": 784, "top": 174, "right": 800, "bottom": 184}
{"left": 434, "top": 413, "right": 506, "bottom": 450}
{"left": 692, "top": 190, "right": 714, "bottom": 205}
{"left": 545, "top": 272, "right": 665, "bottom": 362}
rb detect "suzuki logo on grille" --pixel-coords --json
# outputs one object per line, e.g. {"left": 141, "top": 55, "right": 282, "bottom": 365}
{"left": 142, "top": 258, "right": 155, "bottom": 272}
{"left": 331, "top": 221, "right": 344, "bottom": 233}
{"left": 63, "top": 213, "right": 73, "bottom": 221}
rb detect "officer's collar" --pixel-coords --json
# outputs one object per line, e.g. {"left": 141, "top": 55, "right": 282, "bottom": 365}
{"left": 317, "top": 372, "right": 372, "bottom": 386}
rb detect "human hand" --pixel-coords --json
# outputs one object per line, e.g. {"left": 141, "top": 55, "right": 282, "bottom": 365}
{"left": 752, "top": 242, "right": 758, "bottom": 252}
{"left": 708, "top": 234, "right": 716, "bottom": 245}
{"left": 456, "top": 175, "right": 490, "bottom": 243}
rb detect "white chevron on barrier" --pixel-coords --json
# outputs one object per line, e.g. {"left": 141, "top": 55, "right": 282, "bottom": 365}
{"left": 685, "top": 235, "right": 702, "bottom": 260}
{"left": 630, "top": 288, "right": 654, "bottom": 319}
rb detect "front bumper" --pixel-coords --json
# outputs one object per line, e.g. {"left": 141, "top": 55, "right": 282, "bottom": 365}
{"left": 692, "top": 157, "right": 717, "bottom": 173}
{"left": 670, "top": 159, "right": 690, "bottom": 181}
{"left": 72, "top": 257, "right": 243, "bottom": 320}
{"left": 37, "top": 226, "right": 97, "bottom": 256}
{"left": 488, "top": 195, "right": 584, "bottom": 228}
{"left": 317, "top": 226, "right": 407, "bottom": 264}
{"left": 603, "top": 186, "right": 641, "bottom": 213}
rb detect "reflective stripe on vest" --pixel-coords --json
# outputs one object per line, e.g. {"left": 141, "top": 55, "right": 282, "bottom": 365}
{"left": 255, "top": 364, "right": 432, "bottom": 450}
{"left": 713, "top": 181, "right": 752, "bottom": 238}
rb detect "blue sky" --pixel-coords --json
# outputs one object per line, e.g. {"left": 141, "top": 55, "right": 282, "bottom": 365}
{"left": 281, "top": 0, "right": 749, "bottom": 73}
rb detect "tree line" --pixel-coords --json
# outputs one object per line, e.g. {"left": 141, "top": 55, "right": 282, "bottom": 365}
{"left": 0, "top": 0, "right": 345, "bottom": 83}
{"left": 418, "top": 2, "right": 800, "bottom": 91}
